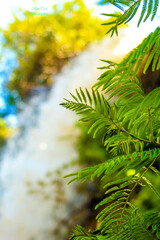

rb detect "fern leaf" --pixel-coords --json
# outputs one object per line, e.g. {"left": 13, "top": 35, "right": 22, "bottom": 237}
{"left": 101, "top": 0, "right": 160, "bottom": 35}
{"left": 138, "top": 0, "right": 148, "bottom": 26}
{"left": 142, "top": 176, "right": 160, "bottom": 199}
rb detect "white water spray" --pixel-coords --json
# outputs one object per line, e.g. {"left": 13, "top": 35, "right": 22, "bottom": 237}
{"left": 0, "top": 34, "right": 125, "bottom": 240}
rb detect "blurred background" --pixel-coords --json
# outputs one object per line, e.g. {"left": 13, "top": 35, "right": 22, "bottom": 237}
{"left": 0, "top": 0, "right": 159, "bottom": 239}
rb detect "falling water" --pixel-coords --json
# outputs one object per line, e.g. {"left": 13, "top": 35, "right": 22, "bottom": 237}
{"left": 0, "top": 34, "right": 124, "bottom": 240}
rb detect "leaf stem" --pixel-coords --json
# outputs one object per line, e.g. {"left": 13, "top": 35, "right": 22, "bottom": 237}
{"left": 148, "top": 108, "right": 154, "bottom": 141}
{"left": 110, "top": 119, "right": 160, "bottom": 147}
{"left": 121, "top": 156, "right": 158, "bottom": 219}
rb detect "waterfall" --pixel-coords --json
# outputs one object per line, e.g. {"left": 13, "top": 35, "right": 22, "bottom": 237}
{"left": 0, "top": 35, "right": 123, "bottom": 240}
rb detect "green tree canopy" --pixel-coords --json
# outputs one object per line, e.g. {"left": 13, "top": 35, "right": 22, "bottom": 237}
{"left": 1, "top": 0, "right": 104, "bottom": 100}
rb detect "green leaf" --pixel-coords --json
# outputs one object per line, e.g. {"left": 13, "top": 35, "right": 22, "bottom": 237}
{"left": 142, "top": 177, "right": 160, "bottom": 199}
{"left": 132, "top": 152, "right": 137, "bottom": 161}
{"left": 141, "top": 151, "right": 147, "bottom": 160}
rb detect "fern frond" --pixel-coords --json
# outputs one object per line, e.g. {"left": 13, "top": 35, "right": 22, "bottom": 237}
{"left": 94, "top": 27, "right": 160, "bottom": 99}
{"left": 105, "top": 134, "right": 144, "bottom": 155}
{"left": 102, "top": 0, "right": 159, "bottom": 35}
{"left": 61, "top": 88, "right": 118, "bottom": 139}
{"left": 69, "top": 225, "right": 96, "bottom": 240}
{"left": 65, "top": 149, "right": 160, "bottom": 186}
{"left": 61, "top": 1, "right": 160, "bottom": 237}
{"left": 142, "top": 176, "right": 160, "bottom": 199}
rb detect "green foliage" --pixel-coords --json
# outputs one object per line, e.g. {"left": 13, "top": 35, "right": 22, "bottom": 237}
{"left": 0, "top": 118, "right": 13, "bottom": 147}
{"left": 101, "top": 0, "right": 159, "bottom": 36}
{"left": 61, "top": 0, "right": 160, "bottom": 239}
{"left": 1, "top": 0, "right": 104, "bottom": 99}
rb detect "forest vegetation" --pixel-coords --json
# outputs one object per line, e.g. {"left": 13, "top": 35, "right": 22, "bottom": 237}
{"left": 61, "top": 0, "right": 160, "bottom": 239}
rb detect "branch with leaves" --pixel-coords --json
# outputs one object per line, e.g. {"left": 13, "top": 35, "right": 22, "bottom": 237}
{"left": 61, "top": 1, "right": 160, "bottom": 239}
{"left": 101, "top": 0, "right": 159, "bottom": 36}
